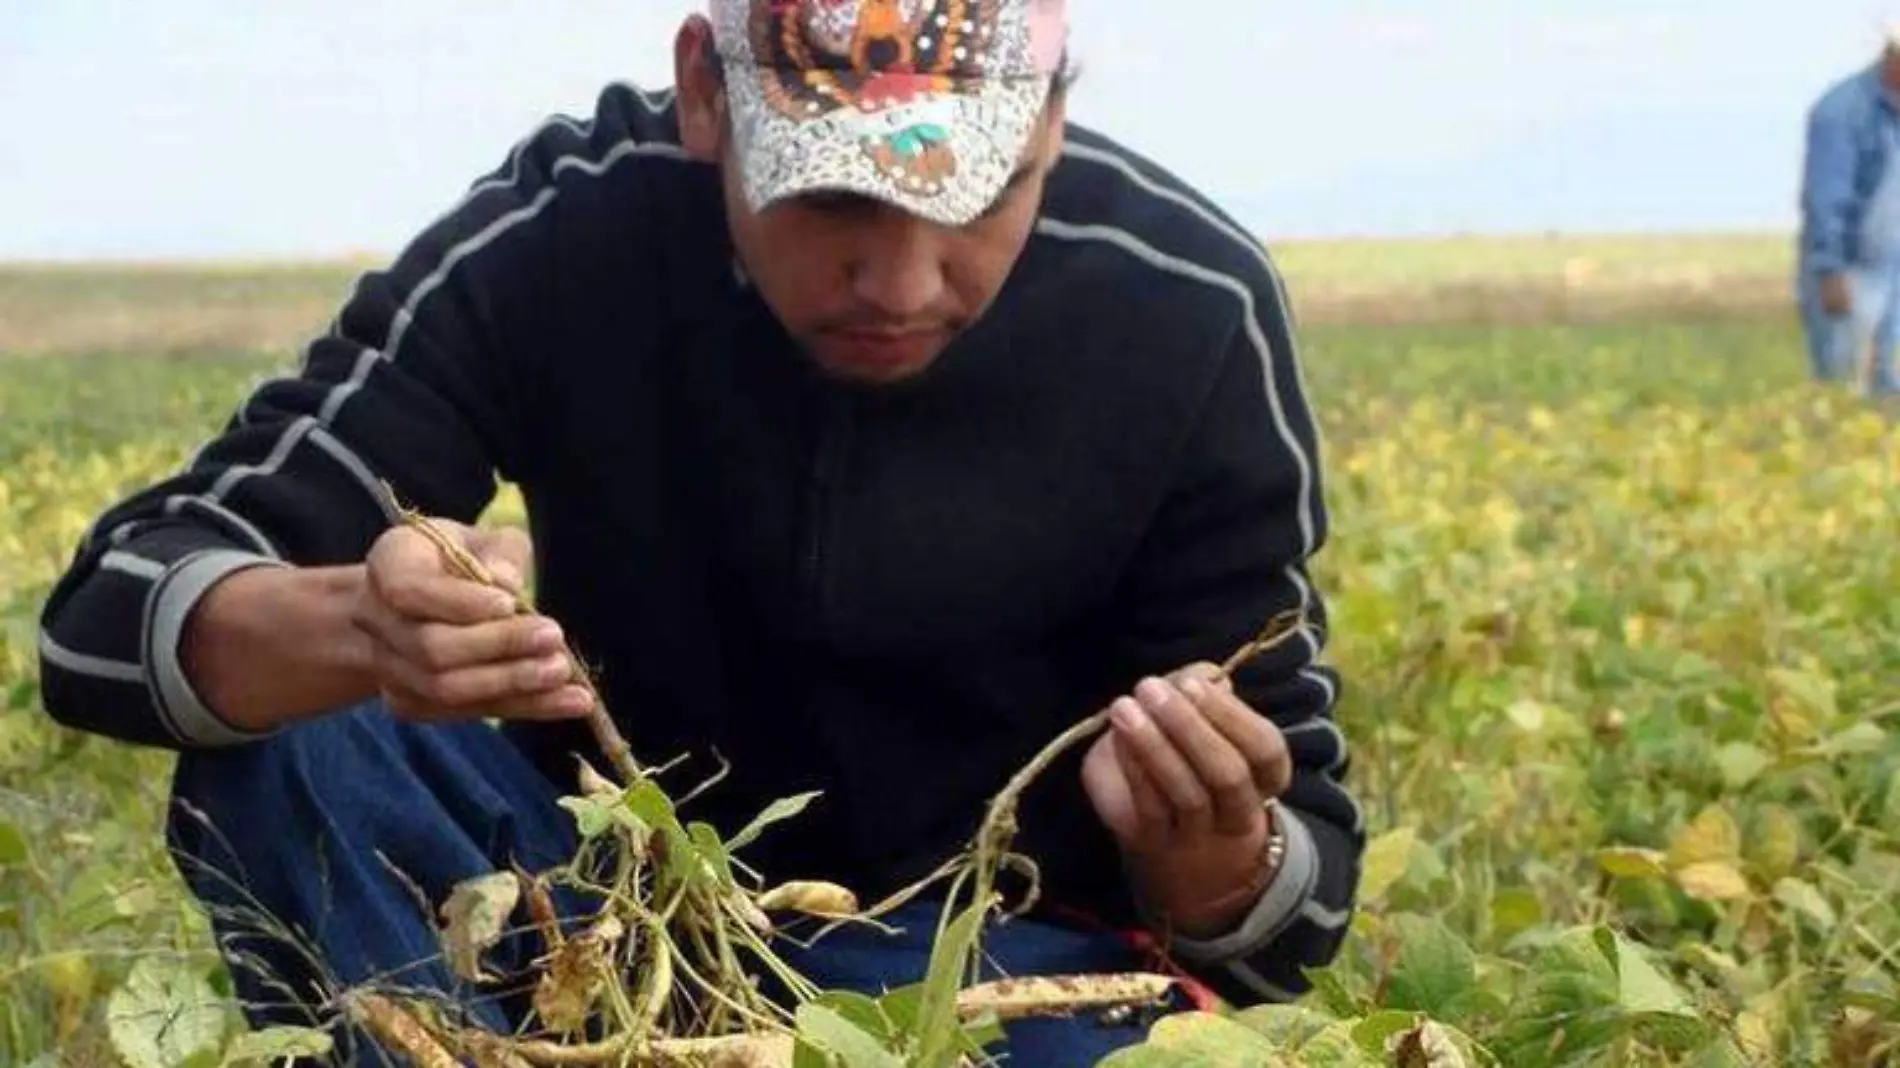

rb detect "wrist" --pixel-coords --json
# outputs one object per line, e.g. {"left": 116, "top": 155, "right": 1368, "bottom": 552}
{"left": 181, "top": 562, "right": 377, "bottom": 733}
{"left": 1137, "top": 804, "right": 1287, "bottom": 939}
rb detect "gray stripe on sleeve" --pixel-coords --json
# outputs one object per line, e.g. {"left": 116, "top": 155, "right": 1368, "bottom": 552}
{"left": 1164, "top": 805, "right": 1323, "bottom": 966}
{"left": 146, "top": 549, "right": 288, "bottom": 747}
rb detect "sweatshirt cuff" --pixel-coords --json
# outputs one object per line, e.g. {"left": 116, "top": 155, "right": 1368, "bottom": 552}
{"left": 1163, "top": 805, "right": 1322, "bottom": 965}
{"left": 144, "top": 549, "right": 288, "bottom": 747}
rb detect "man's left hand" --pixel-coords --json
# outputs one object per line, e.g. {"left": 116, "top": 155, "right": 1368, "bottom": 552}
{"left": 1081, "top": 663, "right": 1293, "bottom": 938}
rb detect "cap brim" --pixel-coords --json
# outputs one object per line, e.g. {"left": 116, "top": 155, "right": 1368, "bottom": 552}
{"left": 723, "top": 68, "right": 1051, "bottom": 228}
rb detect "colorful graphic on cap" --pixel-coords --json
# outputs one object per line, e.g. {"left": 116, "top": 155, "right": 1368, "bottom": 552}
{"left": 710, "top": 0, "right": 1066, "bottom": 225}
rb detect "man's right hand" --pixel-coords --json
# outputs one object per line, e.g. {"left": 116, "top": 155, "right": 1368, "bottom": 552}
{"left": 354, "top": 520, "right": 597, "bottom": 723}
{"left": 1821, "top": 271, "right": 1853, "bottom": 316}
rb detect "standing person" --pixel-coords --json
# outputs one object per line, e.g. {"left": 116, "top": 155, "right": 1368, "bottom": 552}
{"left": 1798, "top": 22, "right": 1900, "bottom": 401}
{"left": 35, "top": 2, "right": 1364, "bottom": 1063}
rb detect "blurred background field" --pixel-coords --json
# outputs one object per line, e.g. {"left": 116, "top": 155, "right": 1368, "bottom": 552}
{"left": 3, "top": 234, "right": 1899, "bottom": 1066}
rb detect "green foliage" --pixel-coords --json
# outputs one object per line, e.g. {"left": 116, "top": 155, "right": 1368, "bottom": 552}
{"left": 5, "top": 303, "right": 1900, "bottom": 1067}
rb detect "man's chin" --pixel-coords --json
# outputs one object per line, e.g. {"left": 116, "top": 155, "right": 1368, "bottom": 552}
{"left": 804, "top": 332, "right": 952, "bottom": 386}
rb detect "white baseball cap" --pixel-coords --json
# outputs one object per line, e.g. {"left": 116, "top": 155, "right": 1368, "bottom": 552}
{"left": 705, "top": 0, "right": 1070, "bottom": 227}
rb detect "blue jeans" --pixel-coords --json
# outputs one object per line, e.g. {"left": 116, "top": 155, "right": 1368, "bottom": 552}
{"left": 164, "top": 701, "right": 1173, "bottom": 1066}
{"left": 1798, "top": 264, "right": 1900, "bottom": 396}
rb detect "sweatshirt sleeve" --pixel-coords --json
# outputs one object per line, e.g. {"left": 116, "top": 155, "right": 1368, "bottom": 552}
{"left": 1107, "top": 255, "right": 1363, "bottom": 1006}
{"left": 34, "top": 111, "right": 604, "bottom": 751}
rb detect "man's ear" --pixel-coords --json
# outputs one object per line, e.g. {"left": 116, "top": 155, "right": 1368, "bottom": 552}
{"left": 674, "top": 15, "right": 726, "bottom": 161}
{"left": 1036, "top": 91, "right": 1068, "bottom": 170}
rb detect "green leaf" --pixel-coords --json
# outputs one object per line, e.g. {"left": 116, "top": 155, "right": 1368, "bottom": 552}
{"left": 220, "top": 1026, "right": 335, "bottom": 1066}
{"left": 687, "top": 821, "right": 735, "bottom": 887}
{"left": 107, "top": 957, "right": 230, "bottom": 1068}
{"left": 1598, "top": 928, "right": 1692, "bottom": 1017}
{"left": 1350, "top": 1010, "right": 1432, "bottom": 1053}
{"left": 1599, "top": 927, "right": 1713, "bottom": 1053}
{"left": 909, "top": 900, "right": 990, "bottom": 1068}
{"left": 728, "top": 790, "right": 824, "bottom": 852}
{"left": 622, "top": 779, "right": 687, "bottom": 838}
{"left": 1385, "top": 916, "right": 1478, "bottom": 1018}
{"left": 1097, "top": 1012, "right": 1290, "bottom": 1068}
{"left": 1230, "top": 1003, "right": 1336, "bottom": 1045}
{"left": 1360, "top": 827, "right": 1418, "bottom": 903}
{"left": 796, "top": 1003, "right": 904, "bottom": 1068}
{"left": 1489, "top": 887, "right": 1544, "bottom": 939}
{"left": 1713, "top": 742, "right": 1772, "bottom": 789}
{"left": 1771, "top": 877, "right": 1837, "bottom": 930}
{"left": 557, "top": 795, "right": 617, "bottom": 840}
{"left": 1809, "top": 720, "right": 1887, "bottom": 759}
{"left": 1595, "top": 846, "right": 1669, "bottom": 880}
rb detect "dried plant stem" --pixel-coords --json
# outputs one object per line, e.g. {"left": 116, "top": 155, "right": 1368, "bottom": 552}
{"left": 345, "top": 992, "right": 463, "bottom": 1068}
{"left": 380, "top": 483, "right": 642, "bottom": 784}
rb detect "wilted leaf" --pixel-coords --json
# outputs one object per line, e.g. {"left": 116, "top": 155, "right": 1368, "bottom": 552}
{"left": 1596, "top": 846, "right": 1669, "bottom": 880}
{"left": 107, "top": 958, "right": 229, "bottom": 1068}
{"left": 438, "top": 871, "right": 521, "bottom": 983}
{"left": 1359, "top": 827, "right": 1418, "bottom": 903}
{"left": 1674, "top": 861, "right": 1753, "bottom": 902}
{"left": 221, "top": 1026, "right": 335, "bottom": 1065}
{"left": 533, "top": 915, "right": 624, "bottom": 1034}
{"left": 1388, "top": 1019, "right": 1469, "bottom": 1068}
{"left": 728, "top": 790, "right": 824, "bottom": 852}
{"left": 575, "top": 757, "right": 619, "bottom": 797}
{"left": 1830, "top": 1006, "right": 1886, "bottom": 1068}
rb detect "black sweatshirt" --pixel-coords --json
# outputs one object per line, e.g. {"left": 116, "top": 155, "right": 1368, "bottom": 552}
{"left": 37, "top": 83, "right": 1363, "bottom": 1005}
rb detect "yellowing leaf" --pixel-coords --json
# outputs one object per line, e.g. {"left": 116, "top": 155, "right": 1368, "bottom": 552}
{"left": 1668, "top": 805, "right": 1741, "bottom": 870}
{"left": 1674, "top": 861, "right": 1753, "bottom": 902}
{"left": 1750, "top": 806, "right": 1801, "bottom": 882}
{"left": 1596, "top": 847, "right": 1669, "bottom": 880}
{"left": 1767, "top": 667, "right": 1838, "bottom": 722}
{"left": 438, "top": 871, "right": 521, "bottom": 984}
{"left": 1359, "top": 827, "right": 1417, "bottom": 903}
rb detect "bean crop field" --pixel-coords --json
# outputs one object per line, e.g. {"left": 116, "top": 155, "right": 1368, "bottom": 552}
{"left": 3, "top": 235, "right": 1898, "bottom": 1067}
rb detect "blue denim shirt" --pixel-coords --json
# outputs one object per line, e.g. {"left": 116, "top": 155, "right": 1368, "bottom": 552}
{"left": 1801, "top": 65, "right": 1900, "bottom": 274}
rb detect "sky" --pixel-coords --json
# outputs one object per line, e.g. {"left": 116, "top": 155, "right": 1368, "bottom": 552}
{"left": 1, "top": 1, "right": 1897, "bottom": 261}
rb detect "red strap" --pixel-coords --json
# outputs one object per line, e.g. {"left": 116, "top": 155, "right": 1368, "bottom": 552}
{"left": 1045, "top": 904, "right": 1224, "bottom": 1013}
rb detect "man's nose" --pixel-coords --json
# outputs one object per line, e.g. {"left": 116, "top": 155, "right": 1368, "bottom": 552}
{"left": 848, "top": 215, "right": 948, "bottom": 319}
